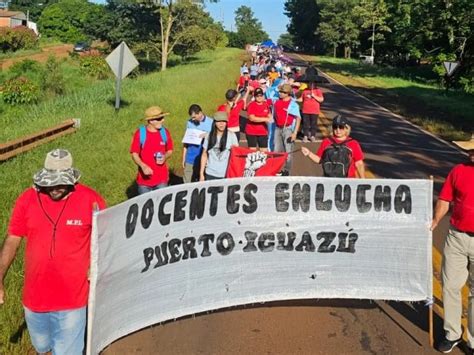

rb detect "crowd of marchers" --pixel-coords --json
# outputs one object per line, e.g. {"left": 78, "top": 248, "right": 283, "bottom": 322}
{"left": 0, "top": 43, "right": 473, "bottom": 355}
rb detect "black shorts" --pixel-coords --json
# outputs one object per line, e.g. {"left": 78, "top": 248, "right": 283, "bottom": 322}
{"left": 246, "top": 134, "right": 268, "bottom": 148}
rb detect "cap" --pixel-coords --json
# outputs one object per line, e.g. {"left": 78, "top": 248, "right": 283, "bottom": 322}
{"left": 332, "top": 114, "right": 349, "bottom": 127}
{"left": 213, "top": 111, "right": 228, "bottom": 122}
{"left": 254, "top": 88, "right": 264, "bottom": 97}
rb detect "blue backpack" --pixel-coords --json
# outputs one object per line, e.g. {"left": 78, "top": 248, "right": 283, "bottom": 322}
{"left": 139, "top": 125, "right": 168, "bottom": 149}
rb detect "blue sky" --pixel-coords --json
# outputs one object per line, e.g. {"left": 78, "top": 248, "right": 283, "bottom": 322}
{"left": 204, "top": 0, "right": 289, "bottom": 42}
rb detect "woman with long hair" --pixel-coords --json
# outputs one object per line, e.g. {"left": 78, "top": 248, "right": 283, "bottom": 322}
{"left": 200, "top": 112, "right": 239, "bottom": 181}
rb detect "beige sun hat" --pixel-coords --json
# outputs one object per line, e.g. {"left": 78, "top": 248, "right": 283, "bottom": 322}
{"left": 144, "top": 106, "right": 170, "bottom": 121}
{"left": 33, "top": 149, "right": 81, "bottom": 187}
{"left": 453, "top": 134, "right": 474, "bottom": 151}
{"left": 213, "top": 111, "right": 228, "bottom": 122}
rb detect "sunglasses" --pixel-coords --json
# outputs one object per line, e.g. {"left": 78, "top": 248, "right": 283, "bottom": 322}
{"left": 149, "top": 117, "right": 164, "bottom": 122}
{"left": 332, "top": 125, "right": 346, "bottom": 130}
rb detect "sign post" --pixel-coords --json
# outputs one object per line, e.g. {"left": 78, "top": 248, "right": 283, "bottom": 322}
{"left": 106, "top": 42, "right": 139, "bottom": 110}
{"left": 442, "top": 61, "right": 460, "bottom": 93}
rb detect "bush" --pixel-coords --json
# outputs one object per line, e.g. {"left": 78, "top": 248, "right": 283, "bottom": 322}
{"left": 40, "top": 56, "right": 66, "bottom": 95}
{"left": 459, "top": 76, "right": 474, "bottom": 94}
{"left": 0, "top": 26, "right": 38, "bottom": 52}
{"left": 8, "top": 59, "right": 42, "bottom": 78}
{"left": 78, "top": 52, "right": 110, "bottom": 79}
{"left": 2, "top": 77, "right": 39, "bottom": 105}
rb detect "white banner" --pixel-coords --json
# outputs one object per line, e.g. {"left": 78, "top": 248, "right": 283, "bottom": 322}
{"left": 87, "top": 177, "right": 433, "bottom": 354}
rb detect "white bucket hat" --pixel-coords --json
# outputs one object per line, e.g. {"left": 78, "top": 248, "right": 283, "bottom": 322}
{"left": 33, "top": 149, "right": 81, "bottom": 187}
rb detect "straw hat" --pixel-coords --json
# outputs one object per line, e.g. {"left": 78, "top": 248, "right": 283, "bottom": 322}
{"left": 33, "top": 149, "right": 81, "bottom": 187}
{"left": 144, "top": 106, "right": 169, "bottom": 121}
{"left": 453, "top": 134, "right": 474, "bottom": 151}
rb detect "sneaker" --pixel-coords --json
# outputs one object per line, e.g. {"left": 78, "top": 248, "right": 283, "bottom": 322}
{"left": 310, "top": 136, "right": 317, "bottom": 142}
{"left": 302, "top": 136, "right": 309, "bottom": 143}
{"left": 281, "top": 170, "right": 290, "bottom": 176}
{"left": 438, "top": 337, "right": 462, "bottom": 353}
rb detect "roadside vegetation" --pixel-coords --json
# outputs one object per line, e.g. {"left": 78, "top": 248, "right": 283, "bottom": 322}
{"left": 0, "top": 47, "right": 242, "bottom": 354}
{"left": 310, "top": 55, "right": 473, "bottom": 141}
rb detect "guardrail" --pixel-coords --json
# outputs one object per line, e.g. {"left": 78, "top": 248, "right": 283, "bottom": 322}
{"left": 0, "top": 119, "right": 80, "bottom": 162}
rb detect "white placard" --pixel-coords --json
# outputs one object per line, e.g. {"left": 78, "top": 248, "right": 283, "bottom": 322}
{"left": 87, "top": 177, "right": 433, "bottom": 354}
{"left": 181, "top": 128, "right": 207, "bottom": 145}
{"left": 106, "top": 42, "right": 139, "bottom": 79}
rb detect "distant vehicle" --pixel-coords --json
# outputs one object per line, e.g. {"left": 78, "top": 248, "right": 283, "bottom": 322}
{"left": 359, "top": 55, "right": 374, "bottom": 65}
{"left": 73, "top": 42, "right": 90, "bottom": 52}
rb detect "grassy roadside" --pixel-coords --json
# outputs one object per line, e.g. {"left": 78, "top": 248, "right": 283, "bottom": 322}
{"left": 0, "top": 47, "right": 242, "bottom": 354}
{"left": 304, "top": 55, "right": 473, "bottom": 141}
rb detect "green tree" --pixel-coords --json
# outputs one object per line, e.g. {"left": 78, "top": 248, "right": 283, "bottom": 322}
{"left": 228, "top": 5, "right": 268, "bottom": 48}
{"left": 284, "top": 0, "right": 321, "bottom": 52}
{"left": 143, "top": 0, "right": 218, "bottom": 71}
{"left": 9, "top": 0, "right": 57, "bottom": 22}
{"left": 38, "top": 0, "right": 94, "bottom": 42}
{"left": 277, "top": 32, "right": 295, "bottom": 48}
{"left": 354, "top": 0, "right": 391, "bottom": 59}
{"left": 317, "top": 0, "right": 359, "bottom": 58}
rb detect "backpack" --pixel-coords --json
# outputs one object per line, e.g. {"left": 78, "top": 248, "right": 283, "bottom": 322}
{"left": 321, "top": 137, "right": 353, "bottom": 177}
{"left": 139, "top": 125, "right": 168, "bottom": 149}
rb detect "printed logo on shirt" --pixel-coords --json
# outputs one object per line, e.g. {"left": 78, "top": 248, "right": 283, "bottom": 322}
{"left": 66, "top": 219, "right": 83, "bottom": 226}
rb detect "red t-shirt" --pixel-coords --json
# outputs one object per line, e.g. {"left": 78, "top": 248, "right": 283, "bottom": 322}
{"left": 8, "top": 184, "right": 106, "bottom": 311}
{"left": 302, "top": 88, "right": 323, "bottom": 114}
{"left": 246, "top": 101, "right": 270, "bottom": 136}
{"left": 217, "top": 99, "right": 245, "bottom": 129}
{"left": 130, "top": 127, "right": 174, "bottom": 187}
{"left": 316, "top": 137, "right": 364, "bottom": 178}
{"left": 237, "top": 76, "right": 249, "bottom": 90}
{"left": 439, "top": 163, "right": 474, "bottom": 232}
{"left": 274, "top": 99, "right": 296, "bottom": 127}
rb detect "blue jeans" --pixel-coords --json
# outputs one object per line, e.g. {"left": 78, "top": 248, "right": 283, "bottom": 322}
{"left": 137, "top": 183, "right": 168, "bottom": 195}
{"left": 24, "top": 306, "right": 86, "bottom": 355}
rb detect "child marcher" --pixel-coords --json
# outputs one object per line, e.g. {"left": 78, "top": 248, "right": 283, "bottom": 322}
{"left": 200, "top": 112, "right": 239, "bottom": 181}
{"left": 301, "top": 115, "right": 365, "bottom": 178}
{"left": 130, "top": 106, "right": 173, "bottom": 194}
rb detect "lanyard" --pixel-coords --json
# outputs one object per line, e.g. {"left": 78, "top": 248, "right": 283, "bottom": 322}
{"left": 36, "top": 192, "right": 70, "bottom": 258}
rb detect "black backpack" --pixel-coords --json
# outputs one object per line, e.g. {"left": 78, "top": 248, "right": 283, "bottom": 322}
{"left": 321, "top": 137, "right": 353, "bottom": 177}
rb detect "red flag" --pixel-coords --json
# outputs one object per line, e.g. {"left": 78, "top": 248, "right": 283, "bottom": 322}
{"left": 226, "top": 146, "right": 288, "bottom": 178}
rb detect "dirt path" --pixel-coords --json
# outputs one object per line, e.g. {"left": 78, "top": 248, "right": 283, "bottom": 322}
{"left": 0, "top": 44, "right": 73, "bottom": 70}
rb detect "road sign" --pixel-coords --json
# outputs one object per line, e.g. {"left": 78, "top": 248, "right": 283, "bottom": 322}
{"left": 106, "top": 42, "right": 139, "bottom": 79}
{"left": 443, "top": 61, "right": 460, "bottom": 77}
{"left": 106, "top": 42, "right": 139, "bottom": 110}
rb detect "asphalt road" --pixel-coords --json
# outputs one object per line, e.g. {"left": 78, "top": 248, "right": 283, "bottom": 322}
{"left": 102, "top": 56, "right": 469, "bottom": 355}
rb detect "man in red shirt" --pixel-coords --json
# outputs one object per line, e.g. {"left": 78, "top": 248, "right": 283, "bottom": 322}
{"left": 0, "top": 149, "right": 106, "bottom": 355}
{"left": 273, "top": 83, "right": 301, "bottom": 175}
{"left": 130, "top": 106, "right": 174, "bottom": 195}
{"left": 432, "top": 135, "right": 474, "bottom": 353}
